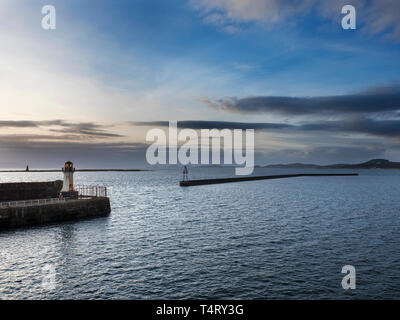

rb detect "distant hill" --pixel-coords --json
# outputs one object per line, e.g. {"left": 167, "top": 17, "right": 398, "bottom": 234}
{"left": 262, "top": 159, "right": 400, "bottom": 169}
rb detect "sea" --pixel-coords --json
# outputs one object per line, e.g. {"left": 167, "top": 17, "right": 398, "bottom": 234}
{"left": 0, "top": 167, "right": 399, "bottom": 299}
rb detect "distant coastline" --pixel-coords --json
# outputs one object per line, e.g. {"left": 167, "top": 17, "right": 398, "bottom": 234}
{"left": 2, "top": 158, "right": 400, "bottom": 173}
{"left": 259, "top": 159, "right": 400, "bottom": 170}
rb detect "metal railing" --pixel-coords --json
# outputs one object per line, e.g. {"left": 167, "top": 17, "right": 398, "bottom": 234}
{"left": 75, "top": 185, "right": 107, "bottom": 198}
{"left": 0, "top": 198, "right": 66, "bottom": 208}
{"left": 0, "top": 186, "right": 108, "bottom": 208}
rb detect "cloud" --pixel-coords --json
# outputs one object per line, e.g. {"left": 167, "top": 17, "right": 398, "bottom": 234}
{"left": 326, "top": 0, "right": 400, "bottom": 42}
{"left": 0, "top": 120, "right": 123, "bottom": 138}
{"left": 366, "top": 0, "right": 400, "bottom": 40}
{"left": 190, "top": 0, "right": 400, "bottom": 40}
{"left": 191, "top": 0, "right": 314, "bottom": 25}
{"left": 130, "top": 117, "right": 400, "bottom": 140}
{"left": 0, "top": 134, "right": 86, "bottom": 143}
{"left": 0, "top": 121, "right": 397, "bottom": 168}
{"left": 199, "top": 84, "right": 400, "bottom": 116}
{"left": 0, "top": 138, "right": 149, "bottom": 169}
{"left": 48, "top": 122, "right": 123, "bottom": 138}
{"left": 130, "top": 120, "right": 292, "bottom": 130}
{"left": 0, "top": 120, "right": 63, "bottom": 128}
{"left": 232, "top": 62, "right": 258, "bottom": 71}
{"left": 300, "top": 118, "right": 400, "bottom": 140}
{"left": 261, "top": 145, "right": 388, "bottom": 165}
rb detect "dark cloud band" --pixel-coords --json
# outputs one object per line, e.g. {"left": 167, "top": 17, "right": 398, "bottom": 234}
{"left": 0, "top": 120, "right": 123, "bottom": 138}
{"left": 199, "top": 84, "right": 400, "bottom": 116}
{"left": 131, "top": 118, "right": 400, "bottom": 139}
{"left": 130, "top": 120, "right": 292, "bottom": 130}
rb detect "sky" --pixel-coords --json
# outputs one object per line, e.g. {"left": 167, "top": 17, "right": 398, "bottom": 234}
{"left": 1, "top": 0, "right": 400, "bottom": 168}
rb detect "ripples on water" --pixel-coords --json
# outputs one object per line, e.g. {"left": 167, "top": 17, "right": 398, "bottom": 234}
{"left": 0, "top": 168, "right": 399, "bottom": 299}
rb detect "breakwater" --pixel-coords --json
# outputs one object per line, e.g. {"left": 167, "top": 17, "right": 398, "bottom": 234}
{"left": 179, "top": 173, "right": 358, "bottom": 187}
{"left": 0, "top": 180, "right": 63, "bottom": 202}
{"left": 0, "top": 197, "right": 110, "bottom": 229}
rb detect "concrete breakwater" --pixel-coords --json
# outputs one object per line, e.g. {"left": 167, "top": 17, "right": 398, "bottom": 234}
{"left": 180, "top": 173, "right": 359, "bottom": 187}
{"left": 0, "top": 179, "right": 111, "bottom": 230}
{"left": 0, "top": 180, "right": 63, "bottom": 202}
{"left": 0, "top": 197, "right": 111, "bottom": 229}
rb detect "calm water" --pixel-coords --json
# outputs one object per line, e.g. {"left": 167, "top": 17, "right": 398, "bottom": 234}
{"left": 0, "top": 168, "right": 399, "bottom": 299}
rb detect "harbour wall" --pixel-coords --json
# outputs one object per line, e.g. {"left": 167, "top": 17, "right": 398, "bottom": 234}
{"left": 0, "top": 180, "right": 63, "bottom": 202}
{"left": 180, "top": 173, "right": 359, "bottom": 187}
{"left": 0, "top": 197, "right": 111, "bottom": 229}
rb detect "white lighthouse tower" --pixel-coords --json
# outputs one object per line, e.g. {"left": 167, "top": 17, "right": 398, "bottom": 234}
{"left": 61, "top": 161, "right": 78, "bottom": 198}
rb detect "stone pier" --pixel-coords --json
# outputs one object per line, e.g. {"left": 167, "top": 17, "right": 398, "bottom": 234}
{"left": 0, "top": 197, "right": 111, "bottom": 229}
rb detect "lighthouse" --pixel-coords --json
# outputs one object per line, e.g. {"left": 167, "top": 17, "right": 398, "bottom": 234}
{"left": 61, "top": 161, "right": 78, "bottom": 198}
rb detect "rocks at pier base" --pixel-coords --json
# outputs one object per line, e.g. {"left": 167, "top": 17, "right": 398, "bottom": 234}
{"left": 0, "top": 197, "right": 111, "bottom": 229}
